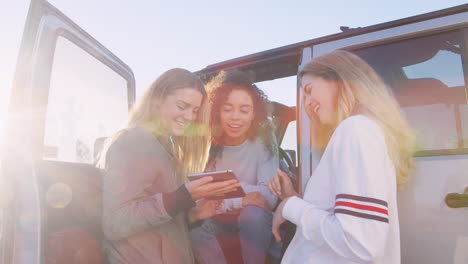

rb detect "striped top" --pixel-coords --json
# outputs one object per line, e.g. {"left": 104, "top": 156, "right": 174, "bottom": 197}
{"left": 282, "top": 115, "right": 400, "bottom": 264}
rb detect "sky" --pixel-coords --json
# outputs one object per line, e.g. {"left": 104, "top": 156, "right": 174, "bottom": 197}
{"left": 0, "top": 0, "right": 466, "bottom": 151}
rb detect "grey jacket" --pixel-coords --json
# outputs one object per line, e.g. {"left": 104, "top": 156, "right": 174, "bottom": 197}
{"left": 102, "top": 127, "right": 194, "bottom": 264}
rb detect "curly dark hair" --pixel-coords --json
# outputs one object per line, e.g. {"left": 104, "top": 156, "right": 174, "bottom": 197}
{"left": 207, "top": 70, "right": 277, "bottom": 161}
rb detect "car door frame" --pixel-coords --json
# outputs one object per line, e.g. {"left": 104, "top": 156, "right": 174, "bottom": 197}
{"left": 1, "top": 0, "right": 135, "bottom": 263}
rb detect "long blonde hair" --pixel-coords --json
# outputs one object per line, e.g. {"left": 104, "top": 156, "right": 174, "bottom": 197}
{"left": 98, "top": 68, "right": 211, "bottom": 181}
{"left": 300, "top": 50, "right": 415, "bottom": 187}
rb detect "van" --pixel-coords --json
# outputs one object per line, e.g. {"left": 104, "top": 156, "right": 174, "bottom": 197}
{"left": 1, "top": 0, "right": 467, "bottom": 263}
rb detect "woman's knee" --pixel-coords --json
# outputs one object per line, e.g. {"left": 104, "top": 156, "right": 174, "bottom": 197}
{"left": 239, "top": 205, "right": 272, "bottom": 226}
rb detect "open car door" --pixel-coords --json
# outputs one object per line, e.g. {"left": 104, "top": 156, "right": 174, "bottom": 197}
{"left": 0, "top": 0, "right": 135, "bottom": 263}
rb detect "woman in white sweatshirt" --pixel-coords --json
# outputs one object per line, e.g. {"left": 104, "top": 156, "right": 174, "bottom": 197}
{"left": 269, "top": 50, "right": 415, "bottom": 264}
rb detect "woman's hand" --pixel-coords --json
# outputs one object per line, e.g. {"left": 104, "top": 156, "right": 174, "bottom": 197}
{"left": 272, "top": 197, "right": 289, "bottom": 242}
{"left": 268, "top": 169, "right": 299, "bottom": 200}
{"left": 186, "top": 176, "right": 240, "bottom": 201}
{"left": 188, "top": 199, "right": 223, "bottom": 223}
{"left": 242, "top": 192, "right": 271, "bottom": 213}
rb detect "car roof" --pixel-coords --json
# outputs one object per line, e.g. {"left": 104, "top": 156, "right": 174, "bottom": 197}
{"left": 196, "top": 3, "right": 468, "bottom": 83}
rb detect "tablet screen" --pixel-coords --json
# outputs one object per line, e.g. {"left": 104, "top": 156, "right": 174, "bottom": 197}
{"left": 187, "top": 170, "right": 245, "bottom": 199}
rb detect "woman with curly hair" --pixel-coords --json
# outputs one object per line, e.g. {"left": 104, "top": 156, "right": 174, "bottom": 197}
{"left": 191, "top": 71, "right": 279, "bottom": 264}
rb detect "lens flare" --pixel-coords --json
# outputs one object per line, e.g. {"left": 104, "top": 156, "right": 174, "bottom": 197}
{"left": 46, "top": 183, "right": 73, "bottom": 209}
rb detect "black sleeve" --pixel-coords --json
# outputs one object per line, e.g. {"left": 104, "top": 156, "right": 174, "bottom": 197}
{"left": 162, "top": 184, "right": 196, "bottom": 217}
{"left": 187, "top": 216, "right": 203, "bottom": 229}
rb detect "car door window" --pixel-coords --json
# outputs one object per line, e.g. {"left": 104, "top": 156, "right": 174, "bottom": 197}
{"left": 354, "top": 30, "right": 467, "bottom": 154}
{"left": 43, "top": 37, "right": 129, "bottom": 163}
{"left": 1, "top": 1, "right": 135, "bottom": 262}
{"left": 256, "top": 76, "right": 297, "bottom": 164}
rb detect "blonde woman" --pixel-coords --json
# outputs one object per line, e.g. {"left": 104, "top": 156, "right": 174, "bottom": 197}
{"left": 100, "top": 68, "right": 240, "bottom": 264}
{"left": 269, "top": 50, "right": 415, "bottom": 263}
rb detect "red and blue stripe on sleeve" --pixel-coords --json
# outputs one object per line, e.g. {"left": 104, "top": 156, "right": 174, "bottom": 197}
{"left": 334, "top": 194, "right": 389, "bottom": 223}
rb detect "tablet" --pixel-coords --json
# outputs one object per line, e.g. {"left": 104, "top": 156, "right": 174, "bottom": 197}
{"left": 187, "top": 170, "right": 245, "bottom": 199}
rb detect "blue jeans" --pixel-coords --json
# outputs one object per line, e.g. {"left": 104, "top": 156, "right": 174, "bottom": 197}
{"left": 191, "top": 206, "right": 273, "bottom": 264}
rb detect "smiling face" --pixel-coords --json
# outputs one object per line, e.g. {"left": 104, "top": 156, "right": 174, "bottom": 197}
{"left": 220, "top": 89, "right": 255, "bottom": 146}
{"left": 157, "top": 87, "right": 203, "bottom": 136}
{"left": 301, "top": 74, "right": 340, "bottom": 126}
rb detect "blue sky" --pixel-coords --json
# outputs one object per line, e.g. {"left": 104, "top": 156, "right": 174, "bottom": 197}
{"left": 0, "top": 0, "right": 466, "bottom": 146}
{"left": 45, "top": 0, "right": 468, "bottom": 94}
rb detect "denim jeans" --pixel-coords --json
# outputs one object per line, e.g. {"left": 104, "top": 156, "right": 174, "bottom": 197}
{"left": 191, "top": 206, "right": 273, "bottom": 264}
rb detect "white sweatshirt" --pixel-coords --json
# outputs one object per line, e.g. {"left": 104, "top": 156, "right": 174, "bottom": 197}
{"left": 282, "top": 115, "right": 400, "bottom": 264}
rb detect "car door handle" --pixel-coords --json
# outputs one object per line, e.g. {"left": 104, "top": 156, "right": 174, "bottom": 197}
{"left": 445, "top": 186, "right": 468, "bottom": 208}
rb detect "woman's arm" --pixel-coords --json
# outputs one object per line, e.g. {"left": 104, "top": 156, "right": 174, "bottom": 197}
{"left": 282, "top": 118, "right": 393, "bottom": 262}
{"left": 248, "top": 148, "right": 279, "bottom": 209}
{"left": 220, "top": 145, "right": 279, "bottom": 212}
{"left": 102, "top": 128, "right": 192, "bottom": 241}
{"left": 269, "top": 168, "right": 300, "bottom": 200}
{"left": 103, "top": 129, "right": 240, "bottom": 240}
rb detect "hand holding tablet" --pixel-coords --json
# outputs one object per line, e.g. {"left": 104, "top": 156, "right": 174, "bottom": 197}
{"left": 187, "top": 170, "right": 245, "bottom": 199}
